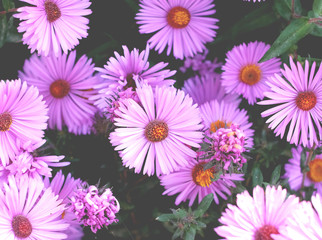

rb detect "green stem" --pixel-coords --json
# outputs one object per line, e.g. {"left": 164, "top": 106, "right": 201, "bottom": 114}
{"left": 0, "top": 8, "right": 18, "bottom": 15}
{"left": 300, "top": 143, "right": 316, "bottom": 199}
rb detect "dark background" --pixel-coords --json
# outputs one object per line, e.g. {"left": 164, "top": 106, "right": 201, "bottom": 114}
{"left": 0, "top": 1, "right": 320, "bottom": 240}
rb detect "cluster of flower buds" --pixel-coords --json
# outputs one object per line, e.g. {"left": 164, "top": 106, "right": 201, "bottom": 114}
{"left": 180, "top": 50, "right": 222, "bottom": 76}
{"left": 105, "top": 88, "right": 138, "bottom": 122}
{"left": 211, "top": 123, "right": 247, "bottom": 170}
{"left": 70, "top": 184, "right": 120, "bottom": 233}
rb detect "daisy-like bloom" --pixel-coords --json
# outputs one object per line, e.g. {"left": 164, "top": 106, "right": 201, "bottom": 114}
{"left": 276, "top": 193, "right": 322, "bottom": 240}
{"left": 110, "top": 84, "right": 204, "bottom": 176}
{"left": 70, "top": 184, "right": 120, "bottom": 233}
{"left": 0, "top": 79, "right": 48, "bottom": 166}
{"left": 214, "top": 185, "right": 300, "bottom": 240}
{"left": 199, "top": 99, "right": 254, "bottom": 149}
{"left": 0, "top": 176, "right": 69, "bottom": 239}
{"left": 258, "top": 57, "right": 322, "bottom": 147}
{"left": 283, "top": 146, "right": 322, "bottom": 195}
{"left": 44, "top": 170, "right": 84, "bottom": 240}
{"left": 19, "top": 51, "right": 100, "bottom": 135}
{"left": 182, "top": 74, "right": 241, "bottom": 106}
{"left": 0, "top": 140, "right": 68, "bottom": 183}
{"left": 91, "top": 45, "right": 176, "bottom": 113}
{"left": 221, "top": 41, "right": 281, "bottom": 105}
{"left": 14, "top": 0, "right": 92, "bottom": 56}
{"left": 160, "top": 158, "right": 244, "bottom": 206}
{"left": 136, "top": 0, "right": 219, "bottom": 59}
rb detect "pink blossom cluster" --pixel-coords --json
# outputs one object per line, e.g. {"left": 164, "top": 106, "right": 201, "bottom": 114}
{"left": 180, "top": 50, "right": 222, "bottom": 76}
{"left": 105, "top": 88, "right": 139, "bottom": 122}
{"left": 70, "top": 185, "right": 120, "bottom": 233}
{"left": 211, "top": 124, "right": 247, "bottom": 170}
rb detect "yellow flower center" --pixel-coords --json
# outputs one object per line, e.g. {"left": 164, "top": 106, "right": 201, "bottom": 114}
{"left": 308, "top": 158, "right": 322, "bottom": 183}
{"left": 239, "top": 64, "right": 262, "bottom": 85}
{"left": 45, "top": 0, "right": 61, "bottom": 23}
{"left": 210, "top": 120, "right": 231, "bottom": 133}
{"left": 50, "top": 80, "right": 70, "bottom": 99}
{"left": 144, "top": 120, "right": 169, "bottom": 142}
{"left": 167, "top": 6, "right": 191, "bottom": 29}
{"left": 0, "top": 112, "right": 12, "bottom": 132}
{"left": 192, "top": 162, "right": 215, "bottom": 187}
{"left": 295, "top": 91, "right": 317, "bottom": 111}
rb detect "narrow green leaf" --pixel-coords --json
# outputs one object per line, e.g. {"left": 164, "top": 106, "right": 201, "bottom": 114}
{"left": 196, "top": 221, "right": 207, "bottom": 229}
{"left": 313, "top": 0, "right": 322, "bottom": 17}
{"left": 259, "top": 18, "right": 314, "bottom": 62}
{"left": 0, "top": 15, "right": 8, "bottom": 48}
{"left": 2, "top": 0, "right": 15, "bottom": 11}
{"left": 252, "top": 166, "right": 263, "bottom": 187}
{"left": 270, "top": 165, "right": 281, "bottom": 185}
{"left": 193, "top": 193, "right": 213, "bottom": 218}
{"left": 172, "top": 228, "right": 183, "bottom": 240}
{"left": 184, "top": 227, "right": 196, "bottom": 240}
{"left": 173, "top": 209, "right": 187, "bottom": 219}
{"left": 156, "top": 213, "right": 176, "bottom": 222}
{"left": 273, "top": 0, "right": 302, "bottom": 20}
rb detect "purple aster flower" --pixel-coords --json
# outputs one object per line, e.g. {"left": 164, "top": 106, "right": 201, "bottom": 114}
{"left": 136, "top": 0, "right": 219, "bottom": 59}
{"left": 91, "top": 44, "right": 176, "bottom": 113}
{"left": 19, "top": 51, "right": 100, "bottom": 135}
{"left": 214, "top": 185, "right": 300, "bottom": 240}
{"left": 0, "top": 79, "right": 48, "bottom": 166}
{"left": 180, "top": 49, "right": 223, "bottom": 76}
{"left": 44, "top": 170, "right": 84, "bottom": 240}
{"left": 110, "top": 84, "right": 204, "bottom": 176}
{"left": 0, "top": 176, "right": 69, "bottom": 239}
{"left": 283, "top": 146, "right": 322, "bottom": 195}
{"left": 221, "top": 41, "right": 281, "bottom": 105}
{"left": 70, "top": 184, "right": 120, "bottom": 233}
{"left": 276, "top": 193, "right": 322, "bottom": 240}
{"left": 182, "top": 74, "right": 241, "bottom": 106}
{"left": 258, "top": 57, "right": 322, "bottom": 147}
{"left": 0, "top": 140, "right": 68, "bottom": 183}
{"left": 211, "top": 124, "right": 247, "bottom": 170}
{"left": 14, "top": 0, "right": 92, "bottom": 56}
{"left": 160, "top": 158, "right": 244, "bottom": 206}
{"left": 199, "top": 99, "right": 254, "bottom": 149}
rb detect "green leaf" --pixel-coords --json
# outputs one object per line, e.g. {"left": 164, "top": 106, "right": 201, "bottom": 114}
{"left": 2, "top": 0, "right": 15, "bottom": 11}
{"left": 313, "top": 0, "right": 322, "bottom": 17}
{"left": 273, "top": 0, "right": 302, "bottom": 20}
{"left": 173, "top": 209, "right": 187, "bottom": 219}
{"left": 252, "top": 166, "right": 263, "bottom": 187}
{"left": 172, "top": 228, "right": 183, "bottom": 240}
{"left": 310, "top": 24, "right": 322, "bottom": 37}
{"left": 195, "top": 221, "right": 207, "bottom": 229}
{"left": 193, "top": 193, "right": 213, "bottom": 218}
{"left": 0, "top": 15, "right": 8, "bottom": 48}
{"left": 270, "top": 165, "right": 281, "bottom": 185}
{"left": 184, "top": 227, "right": 196, "bottom": 240}
{"left": 259, "top": 18, "right": 314, "bottom": 62}
{"left": 5, "top": 16, "right": 21, "bottom": 43}
{"left": 156, "top": 214, "right": 176, "bottom": 222}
